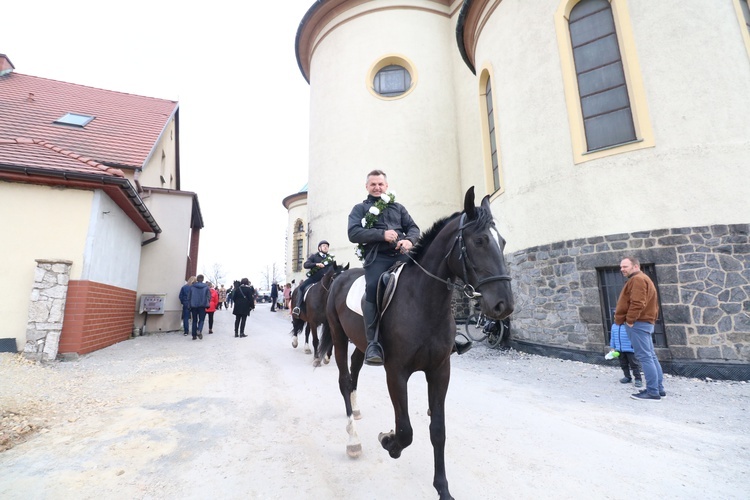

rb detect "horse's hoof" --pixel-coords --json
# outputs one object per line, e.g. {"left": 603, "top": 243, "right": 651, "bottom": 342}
{"left": 378, "top": 430, "right": 394, "bottom": 443}
{"left": 346, "top": 443, "right": 362, "bottom": 458}
{"left": 312, "top": 358, "right": 321, "bottom": 367}
{"left": 323, "top": 355, "right": 330, "bottom": 364}
{"left": 304, "top": 345, "right": 312, "bottom": 354}
{"left": 292, "top": 337, "right": 298, "bottom": 348}
{"left": 352, "top": 409, "right": 362, "bottom": 420}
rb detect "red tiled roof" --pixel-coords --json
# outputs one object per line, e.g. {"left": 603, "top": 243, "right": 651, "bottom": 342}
{"left": 0, "top": 73, "right": 178, "bottom": 169}
{"left": 0, "top": 138, "right": 125, "bottom": 177}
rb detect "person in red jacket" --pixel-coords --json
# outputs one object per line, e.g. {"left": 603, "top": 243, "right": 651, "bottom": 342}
{"left": 205, "top": 282, "right": 220, "bottom": 334}
{"left": 614, "top": 256, "right": 665, "bottom": 402}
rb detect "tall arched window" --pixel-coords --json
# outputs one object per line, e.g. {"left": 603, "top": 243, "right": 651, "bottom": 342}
{"left": 485, "top": 77, "right": 500, "bottom": 192}
{"left": 569, "top": 0, "right": 635, "bottom": 151}
{"left": 293, "top": 219, "right": 305, "bottom": 272}
{"left": 741, "top": 0, "right": 750, "bottom": 35}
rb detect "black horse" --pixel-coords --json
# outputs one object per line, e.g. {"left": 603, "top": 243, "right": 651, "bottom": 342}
{"left": 319, "top": 187, "right": 514, "bottom": 500}
{"left": 290, "top": 262, "right": 347, "bottom": 366}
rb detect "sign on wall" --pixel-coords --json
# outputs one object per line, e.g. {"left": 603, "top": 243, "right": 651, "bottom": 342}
{"left": 139, "top": 294, "right": 166, "bottom": 314}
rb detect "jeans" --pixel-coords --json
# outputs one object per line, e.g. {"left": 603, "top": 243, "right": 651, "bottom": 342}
{"left": 182, "top": 305, "right": 190, "bottom": 334}
{"left": 191, "top": 308, "right": 207, "bottom": 337}
{"left": 626, "top": 322, "right": 664, "bottom": 396}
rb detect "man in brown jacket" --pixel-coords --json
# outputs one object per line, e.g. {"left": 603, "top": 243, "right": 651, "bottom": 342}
{"left": 614, "top": 256, "right": 666, "bottom": 401}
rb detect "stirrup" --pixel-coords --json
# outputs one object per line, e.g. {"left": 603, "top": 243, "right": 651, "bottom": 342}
{"left": 292, "top": 307, "right": 301, "bottom": 316}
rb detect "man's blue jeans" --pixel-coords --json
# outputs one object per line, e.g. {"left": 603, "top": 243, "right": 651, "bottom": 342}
{"left": 191, "top": 308, "right": 207, "bottom": 337}
{"left": 626, "top": 322, "right": 664, "bottom": 396}
{"left": 182, "top": 305, "right": 190, "bottom": 334}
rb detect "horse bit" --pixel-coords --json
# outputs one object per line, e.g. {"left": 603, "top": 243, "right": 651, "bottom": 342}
{"left": 405, "top": 212, "right": 512, "bottom": 298}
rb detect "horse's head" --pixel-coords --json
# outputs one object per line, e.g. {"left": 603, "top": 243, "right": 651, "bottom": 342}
{"left": 451, "top": 187, "right": 514, "bottom": 320}
{"left": 321, "top": 261, "right": 349, "bottom": 289}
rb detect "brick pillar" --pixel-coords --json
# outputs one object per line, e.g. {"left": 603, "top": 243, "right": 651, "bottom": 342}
{"left": 187, "top": 227, "right": 200, "bottom": 278}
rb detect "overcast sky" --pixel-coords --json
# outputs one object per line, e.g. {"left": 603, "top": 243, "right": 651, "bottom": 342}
{"left": 2, "top": 0, "right": 314, "bottom": 288}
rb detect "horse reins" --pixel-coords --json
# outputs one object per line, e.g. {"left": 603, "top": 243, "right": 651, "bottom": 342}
{"left": 405, "top": 212, "right": 511, "bottom": 298}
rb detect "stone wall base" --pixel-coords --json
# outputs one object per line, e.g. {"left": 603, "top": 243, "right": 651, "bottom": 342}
{"left": 511, "top": 340, "right": 750, "bottom": 382}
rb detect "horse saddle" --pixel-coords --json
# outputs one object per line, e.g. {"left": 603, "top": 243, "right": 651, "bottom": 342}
{"left": 345, "top": 262, "right": 406, "bottom": 317}
{"left": 302, "top": 282, "right": 317, "bottom": 302}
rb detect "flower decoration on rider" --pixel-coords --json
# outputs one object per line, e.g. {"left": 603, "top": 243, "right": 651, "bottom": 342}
{"left": 355, "top": 191, "right": 396, "bottom": 261}
{"left": 306, "top": 253, "right": 336, "bottom": 277}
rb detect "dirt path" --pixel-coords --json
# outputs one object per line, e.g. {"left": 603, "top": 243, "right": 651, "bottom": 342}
{"left": 1, "top": 306, "right": 749, "bottom": 499}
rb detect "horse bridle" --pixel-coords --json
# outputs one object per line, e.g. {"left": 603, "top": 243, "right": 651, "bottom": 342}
{"left": 406, "top": 212, "right": 512, "bottom": 298}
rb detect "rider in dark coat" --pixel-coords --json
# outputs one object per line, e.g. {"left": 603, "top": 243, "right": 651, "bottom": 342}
{"left": 347, "top": 170, "right": 419, "bottom": 365}
{"left": 292, "top": 240, "right": 333, "bottom": 316}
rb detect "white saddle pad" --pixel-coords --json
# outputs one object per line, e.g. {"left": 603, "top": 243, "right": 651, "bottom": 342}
{"left": 344, "top": 265, "right": 406, "bottom": 317}
{"left": 345, "top": 276, "right": 366, "bottom": 316}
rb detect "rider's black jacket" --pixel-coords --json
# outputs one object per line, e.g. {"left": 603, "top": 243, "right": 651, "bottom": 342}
{"left": 347, "top": 195, "right": 420, "bottom": 266}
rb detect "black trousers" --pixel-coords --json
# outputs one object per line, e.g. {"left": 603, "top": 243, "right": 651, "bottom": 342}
{"left": 364, "top": 253, "right": 408, "bottom": 302}
{"left": 234, "top": 314, "right": 248, "bottom": 334}
{"left": 619, "top": 351, "right": 642, "bottom": 380}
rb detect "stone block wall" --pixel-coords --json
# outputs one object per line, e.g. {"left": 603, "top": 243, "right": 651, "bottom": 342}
{"left": 508, "top": 224, "right": 750, "bottom": 366}
{"left": 24, "top": 259, "right": 73, "bottom": 360}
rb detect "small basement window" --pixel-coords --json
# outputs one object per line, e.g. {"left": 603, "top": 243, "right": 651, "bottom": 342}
{"left": 54, "top": 113, "right": 95, "bottom": 127}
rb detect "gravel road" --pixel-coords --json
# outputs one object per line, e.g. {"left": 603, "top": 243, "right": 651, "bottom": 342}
{"left": 1, "top": 306, "right": 749, "bottom": 499}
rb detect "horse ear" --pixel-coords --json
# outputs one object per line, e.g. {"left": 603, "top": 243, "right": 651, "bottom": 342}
{"left": 344, "top": 263, "right": 350, "bottom": 270}
{"left": 464, "top": 186, "right": 477, "bottom": 220}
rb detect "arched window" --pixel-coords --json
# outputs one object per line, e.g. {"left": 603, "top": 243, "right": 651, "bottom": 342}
{"left": 485, "top": 77, "right": 500, "bottom": 192}
{"left": 293, "top": 219, "right": 305, "bottom": 272}
{"left": 735, "top": 0, "right": 750, "bottom": 59}
{"left": 478, "top": 68, "right": 504, "bottom": 197}
{"left": 569, "top": 0, "right": 635, "bottom": 151}
{"left": 740, "top": 0, "right": 750, "bottom": 35}
{"left": 555, "top": 0, "right": 653, "bottom": 163}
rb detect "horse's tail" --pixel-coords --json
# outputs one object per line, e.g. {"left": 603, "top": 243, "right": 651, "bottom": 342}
{"left": 318, "top": 321, "right": 333, "bottom": 361}
{"left": 291, "top": 316, "right": 305, "bottom": 337}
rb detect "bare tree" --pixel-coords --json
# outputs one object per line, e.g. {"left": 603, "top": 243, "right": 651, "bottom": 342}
{"left": 260, "top": 263, "right": 283, "bottom": 290}
{"left": 202, "top": 263, "right": 226, "bottom": 287}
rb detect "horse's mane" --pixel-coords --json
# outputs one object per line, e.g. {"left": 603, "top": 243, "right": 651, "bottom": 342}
{"left": 410, "top": 212, "right": 460, "bottom": 262}
{"left": 409, "top": 205, "right": 494, "bottom": 263}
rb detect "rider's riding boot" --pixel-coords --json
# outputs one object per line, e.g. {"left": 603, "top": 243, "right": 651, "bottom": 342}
{"left": 454, "top": 339, "right": 473, "bottom": 355}
{"left": 363, "top": 300, "right": 384, "bottom": 366}
{"left": 292, "top": 292, "right": 304, "bottom": 317}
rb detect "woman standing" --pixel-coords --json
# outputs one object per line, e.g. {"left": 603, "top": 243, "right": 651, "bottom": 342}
{"left": 217, "top": 284, "right": 227, "bottom": 310}
{"left": 232, "top": 278, "right": 255, "bottom": 338}
{"left": 205, "top": 282, "right": 220, "bottom": 334}
{"left": 283, "top": 283, "right": 292, "bottom": 311}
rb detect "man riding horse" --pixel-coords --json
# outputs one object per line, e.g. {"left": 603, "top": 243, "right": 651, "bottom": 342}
{"left": 293, "top": 240, "right": 334, "bottom": 317}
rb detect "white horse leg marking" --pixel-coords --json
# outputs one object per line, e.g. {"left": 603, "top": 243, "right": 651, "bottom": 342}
{"left": 292, "top": 335, "right": 298, "bottom": 348}
{"left": 304, "top": 342, "right": 311, "bottom": 354}
{"left": 351, "top": 390, "right": 362, "bottom": 420}
{"left": 346, "top": 415, "right": 362, "bottom": 458}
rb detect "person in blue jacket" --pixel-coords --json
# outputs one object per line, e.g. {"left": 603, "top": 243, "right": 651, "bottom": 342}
{"left": 178, "top": 276, "right": 196, "bottom": 336}
{"left": 610, "top": 322, "right": 643, "bottom": 387}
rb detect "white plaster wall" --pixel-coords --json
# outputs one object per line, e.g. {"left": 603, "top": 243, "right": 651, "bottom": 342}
{"left": 472, "top": 0, "right": 750, "bottom": 252}
{"left": 136, "top": 190, "right": 193, "bottom": 332}
{"left": 0, "top": 183, "right": 91, "bottom": 349}
{"left": 81, "top": 190, "right": 142, "bottom": 290}
{"left": 307, "top": 3, "right": 463, "bottom": 266}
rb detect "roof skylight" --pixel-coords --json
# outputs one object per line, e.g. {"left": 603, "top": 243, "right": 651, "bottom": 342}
{"left": 54, "top": 112, "right": 95, "bottom": 127}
